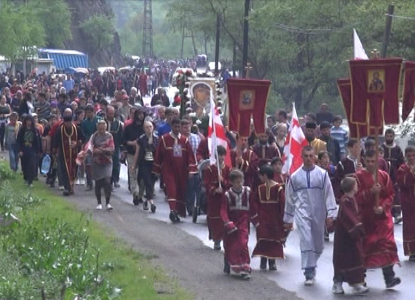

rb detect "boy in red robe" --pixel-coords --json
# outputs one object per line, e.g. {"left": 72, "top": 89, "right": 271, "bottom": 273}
{"left": 355, "top": 150, "right": 401, "bottom": 288}
{"left": 203, "top": 145, "right": 231, "bottom": 250}
{"left": 220, "top": 169, "right": 254, "bottom": 280}
{"left": 153, "top": 118, "right": 197, "bottom": 223}
{"left": 332, "top": 177, "right": 368, "bottom": 295}
{"left": 396, "top": 146, "right": 415, "bottom": 261}
{"left": 251, "top": 165, "right": 285, "bottom": 271}
{"left": 271, "top": 157, "right": 285, "bottom": 185}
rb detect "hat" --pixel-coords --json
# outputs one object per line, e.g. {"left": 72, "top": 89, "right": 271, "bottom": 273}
{"left": 319, "top": 121, "right": 331, "bottom": 129}
{"left": 305, "top": 122, "right": 317, "bottom": 129}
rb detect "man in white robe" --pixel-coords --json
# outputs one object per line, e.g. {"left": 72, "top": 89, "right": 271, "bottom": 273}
{"left": 284, "top": 145, "right": 337, "bottom": 286}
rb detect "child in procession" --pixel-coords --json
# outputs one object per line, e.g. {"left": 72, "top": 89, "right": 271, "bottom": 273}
{"left": 220, "top": 169, "right": 253, "bottom": 279}
{"left": 332, "top": 177, "right": 368, "bottom": 295}
{"left": 251, "top": 165, "right": 286, "bottom": 270}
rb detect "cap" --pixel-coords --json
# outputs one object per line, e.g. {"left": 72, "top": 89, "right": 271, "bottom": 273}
{"left": 319, "top": 121, "right": 331, "bottom": 129}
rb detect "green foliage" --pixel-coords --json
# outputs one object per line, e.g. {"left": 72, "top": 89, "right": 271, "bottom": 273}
{"left": 29, "top": 0, "right": 72, "bottom": 48}
{"left": 0, "top": 161, "right": 192, "bottom": 300}
{"left": 80, "top": 15, "right": 116, "bottom": 55}
{"left": 0, "top": 161, "right": 16, "bottom": 181}
{"left": 0, "top": 2, "right": 45, "bottom": 62}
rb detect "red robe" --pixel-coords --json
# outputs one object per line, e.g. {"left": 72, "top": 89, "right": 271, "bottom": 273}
{"left": 54, "top": 124, "right": 80, "bottom": 187}
{"left": 396, "top": 164, "right": 415, "bottom": 256}
{"left": 203, "top": 164, "right": 231, "bottom": 241}
{"left": 355, "top": 169, "right": 399, "bottom": 268}
{"left": 251, "top": 143, "right": 280, "bottom": 190}
{"left": 153, "top": 133, "right": 197, "bottom": 217}
{"left": 139, "top": 73, "right": 148, "bottom": 96}
{"left": 231, "top": 149, "right": 259, "bottom": 188}
{"left": 196, "top": 138, "right": 209, "bottom": 163}
{"left": 220, "top": 187, "right": 254, "bottom": 274}
{"left": 333, "top": 195, "right": 366, "bottom": 285}
{"left": 251, "top": 182, "right": 285, "bottom": 259}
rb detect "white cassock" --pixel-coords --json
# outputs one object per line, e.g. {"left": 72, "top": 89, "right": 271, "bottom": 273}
{"left": 284, "top": 165, "right": 337, "bottom": 269}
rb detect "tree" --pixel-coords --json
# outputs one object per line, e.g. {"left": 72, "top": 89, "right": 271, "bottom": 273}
{"left": 29, "top": 0, "right": 72, "bottom": 48}
{"left": 80, "top": 15, "right": 116, "bottom": 55}
{"left": 0, "top": 2, "right": 45, "bottom": 73}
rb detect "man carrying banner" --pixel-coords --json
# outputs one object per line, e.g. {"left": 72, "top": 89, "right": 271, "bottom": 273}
{"left": 231, "top": 134, "right": 259, "bottom": 189}
{"left": 355, "top": 150, "right": 401, "bottom": 288}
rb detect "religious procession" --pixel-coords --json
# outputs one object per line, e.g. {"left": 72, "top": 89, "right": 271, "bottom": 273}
{"left": 2, "top": 1, "right": 415, "bottom": 299}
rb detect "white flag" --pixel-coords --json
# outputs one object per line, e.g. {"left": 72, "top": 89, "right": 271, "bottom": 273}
{"left": 353, "top": 28, "right": 368, "bottom": 60}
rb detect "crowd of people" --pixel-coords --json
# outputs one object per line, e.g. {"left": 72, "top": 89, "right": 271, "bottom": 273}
{"left": 1, "top": 69, "right": 414, "bottom": 296}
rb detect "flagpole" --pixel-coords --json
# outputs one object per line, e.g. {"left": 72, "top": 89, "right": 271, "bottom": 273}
{"left": 210, "top": 89, "right": 222, "bottom": 188}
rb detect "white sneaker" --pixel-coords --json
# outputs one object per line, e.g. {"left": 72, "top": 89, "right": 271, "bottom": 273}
{"left": 80, "top": 178, "right": 86, "bottom": 185}
{"left": 75, "top": 179, "right": 81, "bottom": 185}
{"left": 304, "top": 278, "right": 314, "bottom": 286}
{"left": 352, "top": 284, "right": 369, "bottom": 295}
{"left": 106, "top": 204, "right": 113, "bottom": 211}
{"left": 96, "top": 204, "right": 102, "bottom": 210}
{"left": 59, "top": 186, "right": 64, "bottom": 190}
{"left": 332, "top": 282, "right": 344, "bottom": 294}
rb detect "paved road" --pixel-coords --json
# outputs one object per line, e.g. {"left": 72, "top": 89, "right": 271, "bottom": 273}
{"left": 113, "top": 166, "right": 413, "bottom": 300}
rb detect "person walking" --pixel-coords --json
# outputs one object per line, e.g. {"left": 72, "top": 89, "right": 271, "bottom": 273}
{"left": 284, "top": 146, "right": 337, "bottom": 286}
{"left": 17, "top": 115, "right": 41, "bottom": 187}
{"left": 132, "top": 119, "right": 158, "bottom": 213}
{"left": 90, "top": 119, "right": 115, "bottom": 210}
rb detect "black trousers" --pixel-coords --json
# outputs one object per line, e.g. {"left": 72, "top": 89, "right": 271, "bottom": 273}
{"left": 139, "top": 160, "right": 155, "bottom": 200}
{"left": 21, "top": 153, "right": 36, "bottom": 185}
{"left": 95, "top": 177, "right": 112, "bottom": 205}
{"left": 0, "top": 123, "right": 5, "bottom": 149}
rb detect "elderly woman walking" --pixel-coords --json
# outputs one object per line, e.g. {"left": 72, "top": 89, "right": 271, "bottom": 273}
{"left": 90, "top": 119, "right": 115, "bottom": 210}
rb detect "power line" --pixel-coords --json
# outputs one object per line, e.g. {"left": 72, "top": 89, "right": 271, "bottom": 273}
{"left": 386, "top": 13, "right": 415, "bottom": 21}
{"left": 274, "top": 21, "right": 369, "bottom": 35}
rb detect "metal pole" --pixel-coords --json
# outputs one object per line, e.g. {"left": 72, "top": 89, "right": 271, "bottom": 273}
{"left": 214, "top": 14, "right": 221, "bottom": 75}
{"left": 242, "top": 0, "right": 250, "bottom": 78}
{"left": 381, "top": 4, "right": 394, "bottom": 58}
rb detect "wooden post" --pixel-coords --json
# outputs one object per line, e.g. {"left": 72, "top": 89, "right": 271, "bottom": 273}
{"left": 245, "top": 62, "right": 252, "bottom": 79}
{"left": 214, "top": 13, "right": 221, "bottom": 75}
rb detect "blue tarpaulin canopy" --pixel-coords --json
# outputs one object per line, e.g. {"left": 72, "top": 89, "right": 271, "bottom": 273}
{"left": 38, "top": 49, "right": 88, "bottom": 69}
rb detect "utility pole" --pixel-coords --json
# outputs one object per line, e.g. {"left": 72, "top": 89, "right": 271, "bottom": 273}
{"left": 214, "top": 14, "right": 221, "bottom": 75}
{"left": 381, "top": 4, "right": 394, "bottom": 58}
{"left": 142, "top": 0, "right": 153, "bottom": 58}
{"left": 242, "top": 0, "right": 250, "bottom": 78}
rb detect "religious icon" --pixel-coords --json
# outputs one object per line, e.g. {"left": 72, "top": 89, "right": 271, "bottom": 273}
{"left": 189, "top": 78, "right": 216, "bottom": 118}
{"left": 239, "top": 90, "right": 255, "bottom": 110}
{"left": 367, "top": 70, "right": 385, "bottom": 93}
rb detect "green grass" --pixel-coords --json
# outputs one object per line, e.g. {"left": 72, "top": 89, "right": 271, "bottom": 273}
{"left": 3, "top": 162, "right": 193, "bottom": 300}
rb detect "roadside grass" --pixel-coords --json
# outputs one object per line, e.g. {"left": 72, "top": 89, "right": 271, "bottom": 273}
{"left": 0, "top": 160, "right": 193, "bottom": 300}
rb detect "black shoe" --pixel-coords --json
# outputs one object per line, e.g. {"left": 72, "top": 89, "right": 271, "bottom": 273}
{"left": 63, "top": 190, "right": 71, "bottom": 196}
{"left": 138, "top": 197, "right": 144, "bottom": 204}
{"left": 409, "top": 255, "right": 415, "bottom": 261}
{"left": 214, "top": 241, "right": 221, "bottom": 251}
{"left": 224, "top": 259, "right": 230, "bottom": 274}
{"left": 133, "top": 195, "right": 139, "bottom": 206}
{"left": 260, "top": 257, "right": 267, "bottom": 270}
{"left": 150, "top": 203, "right": 156, "bottom": 213}
{"left": 143, "top": 201, "right": 149, "bottom": 210}
{"left": 269, "top": 259, "right": 277, "bottom": 271}
{"left": 386, "top": 277, "right": 401, "bottom": 289}
{"left": 46, "top": 178, "right": 50, "bottom": 184}
{"left": 169, "top": 211, "right": 180, "bottom": 223}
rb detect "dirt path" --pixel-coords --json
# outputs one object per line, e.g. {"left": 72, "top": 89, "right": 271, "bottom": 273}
{"left": 47, "top": 181, "right": 301, "bottom": 300}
